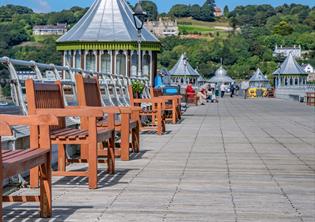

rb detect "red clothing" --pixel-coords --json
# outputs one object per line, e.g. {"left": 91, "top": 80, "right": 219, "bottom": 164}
{"left": 200, "top": 88, "right": 206, "bottom": 95}
{"left": 186, "top": 85, "right": 195, "bottom": 94}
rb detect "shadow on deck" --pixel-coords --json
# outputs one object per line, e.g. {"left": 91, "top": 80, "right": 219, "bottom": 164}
{"left": 3, "top": 205, "right": 93, "bottom": 221}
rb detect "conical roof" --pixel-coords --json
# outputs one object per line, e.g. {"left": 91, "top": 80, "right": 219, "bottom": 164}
{"left": 169, "top": 54, "right": 200, "bottom": 77}
{"left": 209, "top": 66, "right": 234, "bottom": 83}
{"left": 273, "top": 53, "right": 306, "bottom": 75}
{"left": 57, "top": 0, "right": 159, "bottom": 43}
{"left": 249, "top": 68, "right": 269, "bottom": 82}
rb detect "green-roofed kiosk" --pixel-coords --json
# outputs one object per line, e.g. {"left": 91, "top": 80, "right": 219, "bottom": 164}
{"left": 56, "top": 0, "right": 160, "bottom": 84}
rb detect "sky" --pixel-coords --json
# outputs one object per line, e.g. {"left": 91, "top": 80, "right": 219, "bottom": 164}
{"left": 0, "top": 0, "right": 314, "bottom": 13}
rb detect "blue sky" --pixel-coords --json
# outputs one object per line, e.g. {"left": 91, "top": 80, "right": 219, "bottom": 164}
{"left": 1, "top": 0, "right": 314, "bottom": 13}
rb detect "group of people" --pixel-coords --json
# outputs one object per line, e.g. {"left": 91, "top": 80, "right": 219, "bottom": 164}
{"left": 186, "top": 82, "right": 241, "bottom": 106}
{"left": 186, "top": 83, "right": 219, "bottom": 105}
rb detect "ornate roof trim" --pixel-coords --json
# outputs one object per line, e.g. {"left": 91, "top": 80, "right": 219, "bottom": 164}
{"left": 57, "top": 0, "right": 159, "bottom": 44}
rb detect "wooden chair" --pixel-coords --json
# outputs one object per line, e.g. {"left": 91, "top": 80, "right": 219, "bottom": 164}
{"left": 25, "top": 79, "right": 118, "bottom": 189}
{"left": 75, "top": 74, "right": 140, "bottom": 161}
{"left": 185, "top": 92, "right": 198, "bottom": 106}
{"left": 150, "top": 87, "right": 182, "bottom": 124}
{"left": 128, "top": 85, "right": 166, "bottom": 135}
{"left": 0, "top": 114, "right": 58, "bottom": 220}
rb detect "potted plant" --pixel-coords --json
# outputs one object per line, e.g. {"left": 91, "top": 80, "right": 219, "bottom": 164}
{"left": 131, "top": 80, "right": 144, "bottom": 98}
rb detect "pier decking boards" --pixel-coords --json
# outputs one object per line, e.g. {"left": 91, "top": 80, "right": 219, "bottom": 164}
{"left": 3, "top": 98, "right": 315, "bottom": 221}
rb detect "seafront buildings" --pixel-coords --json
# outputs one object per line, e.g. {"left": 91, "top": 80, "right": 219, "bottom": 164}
{"left": 209, "top": 66, "right": 234, "bottom": 86}
{"left": 56, "top": 0, "right": 160, "bottom": 85}
{"left": 273, "top": 44, "right": 302, "bottom": 58}
{"left": 33, "top": 23, "right": 67, "bottom": 36}
{"left": 249, "top": 68, "right": 270, "bottom": 88}
{"left": 145, "top": 18, "right": 179, "bottom": 37}
{"left": 169, "top": 53, "right": 201, "bottom": 86}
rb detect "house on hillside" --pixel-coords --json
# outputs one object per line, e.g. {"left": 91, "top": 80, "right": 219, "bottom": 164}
{"left": 302, "top": 64, "right": 315, "bottom": 82}
{"left": 145, "top": 18, "right": 179, "bottom": 37}
{"left": 273, "top": 45, "right": 302, "bottom": 58}
{"left": 302, "top": 64, "right": 314, "bottom": 74}
{"left": 33, "top": 23, "right": 67, "bottom": 36}
{"left": 214, "top": 7, "right": 223, "bottom": 17}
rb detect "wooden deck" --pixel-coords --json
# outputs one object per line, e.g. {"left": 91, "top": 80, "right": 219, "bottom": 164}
{"left": 3, "top": 98, "right": 315, "bottom": 221}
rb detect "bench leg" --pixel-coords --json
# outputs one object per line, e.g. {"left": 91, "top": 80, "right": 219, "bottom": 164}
{"left": 107, "top": 132, "right": 115, "bottom": 174}
{"left": 88, "top": 141, "right": 98, "bottom": 189}
{"left": 40, "top": 152, "right": 52, "bottom": 218}
{"left": 58, "top": 144, "right": 66, "bottom": 172}
{"left": 132, "top": 124, "right": 140, "bottom": 153}
{"left": 172, "top": 106, "right": 177, "bottom": 124}
{"left": 157, "top": 112, "right": 162, "bottom": 135}
{"left": 120, "top": 115, "right": 130, "bottom": 161}
{"left": 30, "top": 167, "right": 39, "bottom": 188}
{"left": 0, "top": 158, "right": 2, "bottom": 221}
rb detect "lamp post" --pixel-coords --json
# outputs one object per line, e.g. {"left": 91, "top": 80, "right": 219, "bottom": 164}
{"left": 183, "top": 55, "right": 187, "bottom": 85}
{"left": 133, "top": 1, "right": 147, "bottom": 79}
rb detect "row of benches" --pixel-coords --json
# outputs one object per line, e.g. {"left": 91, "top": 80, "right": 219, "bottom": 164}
{"left": 0, "top": 74, "right": 183, "bottom": 220}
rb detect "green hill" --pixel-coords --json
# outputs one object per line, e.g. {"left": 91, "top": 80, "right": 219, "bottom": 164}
{"left": 177, "top": 17, "right": 231, "bottom": 39}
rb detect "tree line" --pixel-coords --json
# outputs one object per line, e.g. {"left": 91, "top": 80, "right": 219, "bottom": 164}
{"left": 0, "top": 2, "right": 314, "bottom": 84}
{"left": 158, "top": 3, "right": 315, "bottom": 82}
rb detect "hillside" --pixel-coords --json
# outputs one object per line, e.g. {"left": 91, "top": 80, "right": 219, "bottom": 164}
{"left": 177, "top": 17, "right": 231, "bottom": 40}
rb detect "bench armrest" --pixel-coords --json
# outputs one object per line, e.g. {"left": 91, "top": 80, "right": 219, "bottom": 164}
{"left": 35, "top": 108, "right": 104, "bottom": 118}
{"left": 0, "top": 114, "right": 58, "bottom": 126}
{"left": 0, "top": 121, "right": 12, "bottom": 136}
{"left": 133, "top": 98, "right": 164, "bottom": 104}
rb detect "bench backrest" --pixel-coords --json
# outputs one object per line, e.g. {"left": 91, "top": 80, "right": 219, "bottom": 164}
{"left": 26, "top": 79, "right": 66, "bottom": 129}
{"left": 150, "top": 88, "right": 163, "bottom": 98}
{"left": 76, "top": 74, "right": 102, "bottom": 107}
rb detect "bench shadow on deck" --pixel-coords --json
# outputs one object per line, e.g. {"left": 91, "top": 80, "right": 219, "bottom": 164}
{"left": 52, "top": 168, "right": 137, "bottom": 188}
{"left": 3, "top": 205, "right": 93, "bottom": 221}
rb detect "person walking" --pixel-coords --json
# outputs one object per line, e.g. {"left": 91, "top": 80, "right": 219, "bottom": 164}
{"left": 220, "top": 83, "right": 226, "bottom": 98}
{"left": 241, "top": 81, "right": 249, "bottom": 99}
{"left": 230, "top": 83, "right": 235, "bottom": 98}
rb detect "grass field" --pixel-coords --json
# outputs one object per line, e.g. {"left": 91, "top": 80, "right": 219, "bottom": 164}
{"left": 177, "top": 17, "right": 230, "bottom": 28}
{"left": 178, "top": 24, "right": 214, "bottom": 34}
{"left": 177, "top": 17, "right": 231, "bottom": 40}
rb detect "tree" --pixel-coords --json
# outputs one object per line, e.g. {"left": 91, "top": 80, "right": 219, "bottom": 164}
{"left": 190, "top": 4, "right": 201, "bottom": 19}
{"left": 141, "top": 1, "right": 158, "bottom": 21}
{"left": 168, "top": 4, "right": 190, "bottom": 18}
{"left": 223, "top": 5, "right": 229, "bottom": 17}
{"left": 198, "top": 0, "right": 215, "bottom": 21}
{"left": 273, "top": 21, "right": 293, "bottom": 36}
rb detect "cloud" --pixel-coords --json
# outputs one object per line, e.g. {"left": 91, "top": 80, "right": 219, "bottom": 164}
{"left": 31, "top": 0, "right": 51, "bottom": 12}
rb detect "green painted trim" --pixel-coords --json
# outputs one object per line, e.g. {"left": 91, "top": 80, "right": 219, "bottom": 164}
{"left": 56, "top": 41, "right": 161, "bottom": 51}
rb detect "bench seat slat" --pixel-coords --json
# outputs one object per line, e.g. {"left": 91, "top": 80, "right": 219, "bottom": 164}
{"left": 2, "top": 148, "right": 49, "bottom": 178}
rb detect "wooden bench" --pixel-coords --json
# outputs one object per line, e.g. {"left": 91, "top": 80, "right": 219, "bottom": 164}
{"left": 128, "top": 86, "right": 166, "bottom": 135}
{"left": 306, "top": 92, "right": 315, "bottom": 106}
{"left": 75, "top": 74, "right": 140, "bottom": 161}
{"left": 267, "top": 88, "right": 274, "bottom": 98}
{"left": 150, "top": 88, "right": 182, "bottom": 124}
{"left": 185, "top": 92, "right": 198, "bottom": 106}
{"left": 25, "top": 79, "right": 118, "bottom": 189}
{"left": 0, "top": 114, "right": 58, "bottom": 220}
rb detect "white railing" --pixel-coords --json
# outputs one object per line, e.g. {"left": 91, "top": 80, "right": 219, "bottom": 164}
{"left": 0, "top": 56, "right": 150, "bottom": 114}
{"left": 277, "top": 85, "right": 315, "bottom": 92}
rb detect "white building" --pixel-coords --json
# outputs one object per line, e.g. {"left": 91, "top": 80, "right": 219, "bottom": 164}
{"left": 33, "top": 23, "right": 67, "bottom": 36}
{"left": 145, "top": 18, "right": 179, "bottom": 37}
{"left": 302, "top": 64, "right": 314, "bottom": 73}
{"left": 273, "top": 45, "right": 302, "bottom": 58}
